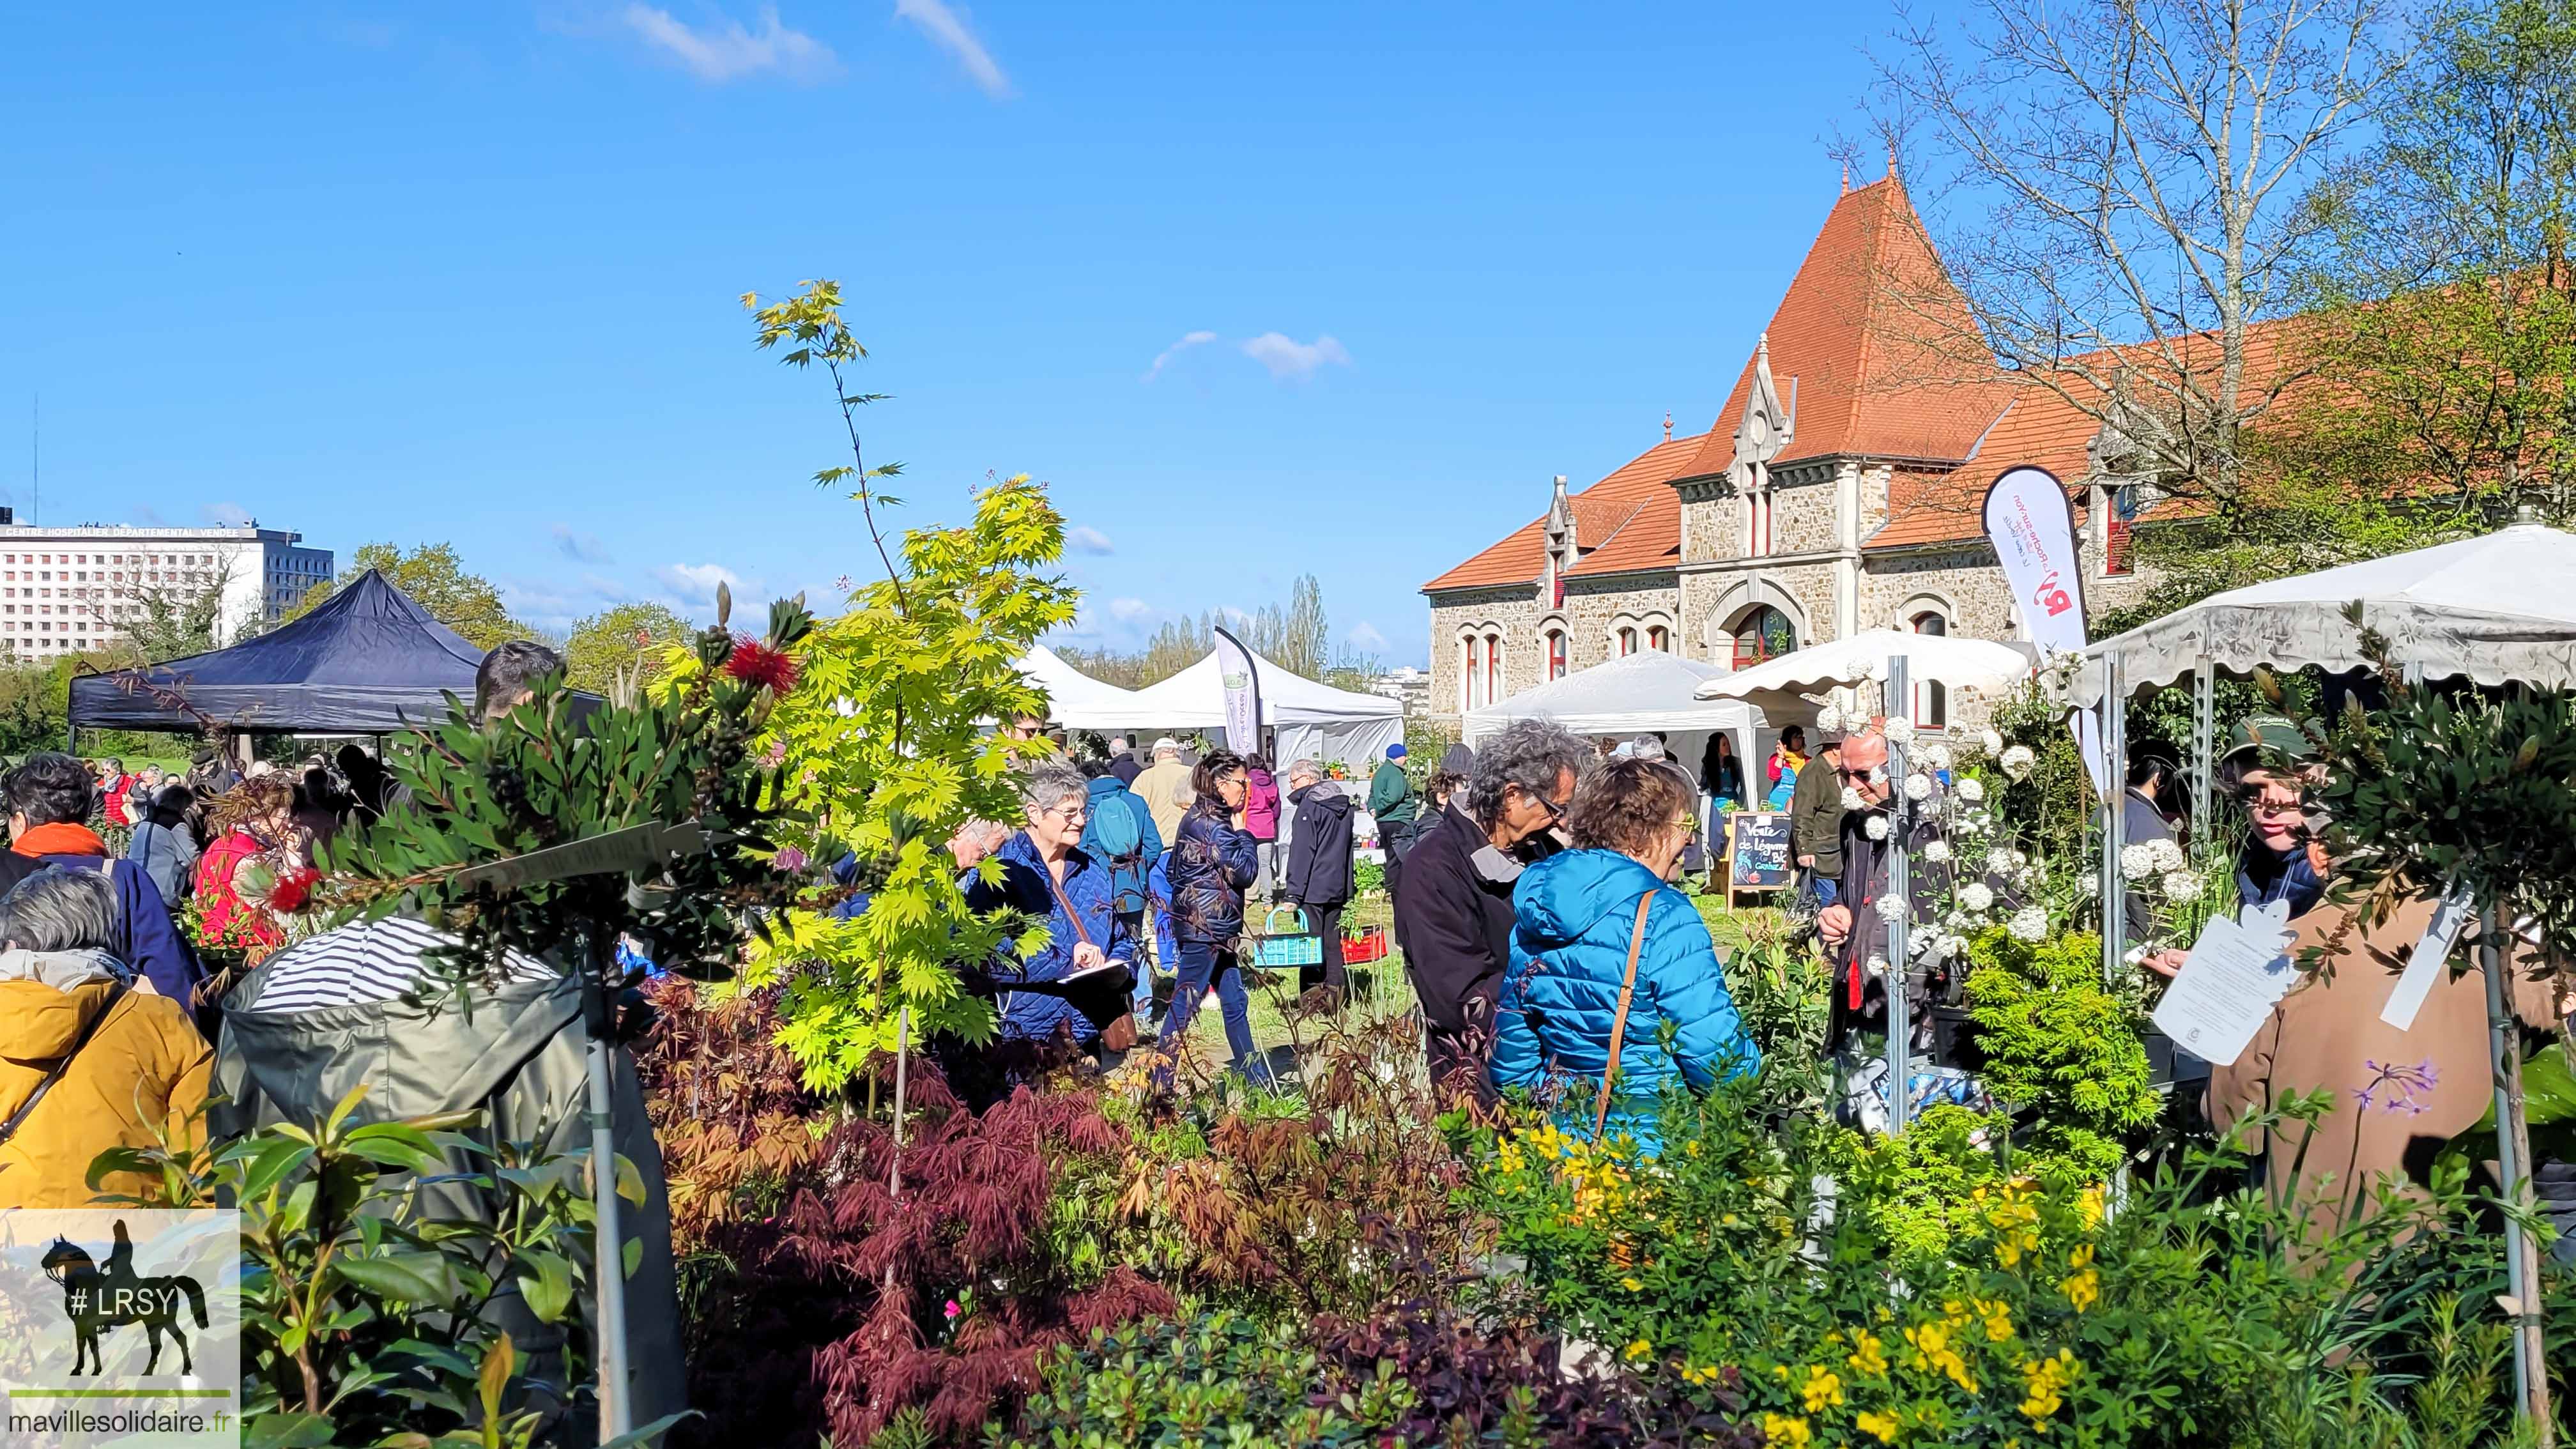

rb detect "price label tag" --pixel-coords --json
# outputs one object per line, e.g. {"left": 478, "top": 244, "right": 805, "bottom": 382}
{"left": 2380, "top": 881, "right": 2476, "bottom": 1032}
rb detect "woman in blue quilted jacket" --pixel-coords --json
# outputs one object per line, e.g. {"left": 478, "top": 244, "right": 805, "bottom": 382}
{"left": 1491, "top": 755, "right": 1758, "bottom": 1152}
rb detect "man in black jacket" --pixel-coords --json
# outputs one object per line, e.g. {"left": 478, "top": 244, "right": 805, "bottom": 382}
{"left": 1282, "top": 758, "right": 1356, "bottom": 1009}
{"left": 1392, "top": 719, "right": 1585, "bottom": 1105}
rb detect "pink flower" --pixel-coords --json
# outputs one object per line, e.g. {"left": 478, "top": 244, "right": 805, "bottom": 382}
{"left": 943, "top": 1300, "right": 962, "bottom": 1320}
{"left": 774, "top": 846, "right": 809, "bottom": 874}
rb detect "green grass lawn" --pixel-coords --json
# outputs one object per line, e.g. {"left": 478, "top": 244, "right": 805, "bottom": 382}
{"left": 1153, "top": 892, "right": 1418, "bottom": 1078}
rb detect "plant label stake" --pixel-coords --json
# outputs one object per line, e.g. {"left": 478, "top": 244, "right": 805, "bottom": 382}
{"left": 455, "top": 817, "right": 728, "bottom": 1441}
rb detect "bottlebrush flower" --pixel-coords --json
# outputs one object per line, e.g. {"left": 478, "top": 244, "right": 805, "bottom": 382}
{"left": 724, "top": 637, "right": 799, "bottom": 693}
{"left": 268, "top": 866, "right": 322, "bottom": 915}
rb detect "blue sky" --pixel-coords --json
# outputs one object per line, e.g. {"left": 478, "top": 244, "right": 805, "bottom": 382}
{"left": 0, "top": 2, "right": 1899, "bottom": 666}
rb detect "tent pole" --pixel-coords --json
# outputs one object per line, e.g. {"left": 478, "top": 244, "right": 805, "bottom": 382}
{"left": 2101, "top": 651, "right": 2126, "bottom": 986}
{"left": 2191, "top": 654, "right": 2213, "bottom": 840}
{"left": 1884, "top": 654, "right": 1912, "bottom": 1134}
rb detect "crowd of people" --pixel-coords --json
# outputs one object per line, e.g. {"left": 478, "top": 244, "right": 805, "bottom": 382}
{"left": 0, "top": 639, "right": 684, "bottom": 1427}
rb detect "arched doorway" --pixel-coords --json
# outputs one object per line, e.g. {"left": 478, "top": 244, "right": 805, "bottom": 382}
{"left": 1730, "top": 605, "right": 1797, "bottom": 671}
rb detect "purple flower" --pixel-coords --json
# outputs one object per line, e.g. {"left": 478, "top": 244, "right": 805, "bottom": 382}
{"left": 775, "top": 846, "right": 809, "bottom": 874}
{"left": 2356, "top": 1057, "right": 2441, "bottom": 1116}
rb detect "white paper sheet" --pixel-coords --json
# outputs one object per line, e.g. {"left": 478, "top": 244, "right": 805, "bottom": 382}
{"left": 2152, "top": 900, "right": 2300, "bottom": 1067}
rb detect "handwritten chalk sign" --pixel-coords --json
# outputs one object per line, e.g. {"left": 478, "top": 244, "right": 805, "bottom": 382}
{"left": 1725, "top": 811, "right": 1794, "bottom": 892}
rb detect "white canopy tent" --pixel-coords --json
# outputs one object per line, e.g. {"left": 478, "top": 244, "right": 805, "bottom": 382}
{"left": 1014, "top": 644, "right": 1153, "bottom": 728}
{"left": 1466, "top": 650, "right": 1767, "bottom": 786}
{"left": 2075, "top": 521, "right": 2576, "bottom": 705}
{"left": 1696, "top": 627, "right": 2035, "bottom": 718}
{"left": 1075, "top": 648, "right": 1404, "bottom": 769}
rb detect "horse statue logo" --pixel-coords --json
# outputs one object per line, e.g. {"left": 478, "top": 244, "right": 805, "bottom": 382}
{"left": 38, "top": 1220, "right": 209, "bottom": 1376}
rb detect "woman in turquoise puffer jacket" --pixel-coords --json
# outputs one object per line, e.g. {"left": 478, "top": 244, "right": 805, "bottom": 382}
{"left": 1491, "top": 756, "right": 1759, "bottom": 1153}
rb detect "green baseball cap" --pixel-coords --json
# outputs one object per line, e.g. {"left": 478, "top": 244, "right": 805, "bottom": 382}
{"left": 2222, "top": 713, "right": 2309, "bottom": 765}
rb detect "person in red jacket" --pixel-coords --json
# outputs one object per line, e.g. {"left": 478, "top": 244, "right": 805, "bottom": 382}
{"left": 1241, "top": 754, "right": 1282, "bottom": 903}
{"left": 100, "top": 758, "right": 134, "bottom": 827}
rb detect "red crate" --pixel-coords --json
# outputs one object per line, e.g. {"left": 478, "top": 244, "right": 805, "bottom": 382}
{"left": 1342, "top": 926, "right": 1389, "bottom": 964}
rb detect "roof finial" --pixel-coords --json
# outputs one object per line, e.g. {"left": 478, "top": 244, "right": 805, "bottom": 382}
{"left": 1664, "top": 410, "right": 1673, "bottom": 441}
{"left": 1887, "top": 141, "right": 1898, "bottom": 181}
{"left": 1840, "top": 160, "right": 1850, "bottom": 195}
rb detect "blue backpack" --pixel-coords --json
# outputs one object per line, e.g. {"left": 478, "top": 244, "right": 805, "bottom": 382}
{"left": 1092, "top": 790, "right": 1144, "bottom": 864}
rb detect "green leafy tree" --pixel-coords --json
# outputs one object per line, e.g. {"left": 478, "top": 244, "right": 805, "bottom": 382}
{"left": 564, "top": 601, "right": 694, "bottom": 693}
{"left": 722, "top": 280, "right": 1075, "bottom": 1092}
{"left": 289, "top": 542, "right": 533, "bottom": 649}
{"left": 2299, "top": 0, "right": 2576, "bottom": 517}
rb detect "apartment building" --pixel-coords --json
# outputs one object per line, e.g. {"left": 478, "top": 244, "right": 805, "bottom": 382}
{"left": 0, "top": 510, "right": 334, "bottom": 657}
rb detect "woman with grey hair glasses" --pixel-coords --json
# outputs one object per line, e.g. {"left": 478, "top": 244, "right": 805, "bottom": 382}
{"left": 0, "top": 868, "right": 211, "bottom": 1208}
{"left": 957, "top": 757, "right": 1137, "bottom": 1098}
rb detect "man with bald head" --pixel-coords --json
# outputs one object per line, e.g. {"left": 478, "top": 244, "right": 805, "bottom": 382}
{"left": 1813, "top": 726, "right": 1949, "bottom": 1048}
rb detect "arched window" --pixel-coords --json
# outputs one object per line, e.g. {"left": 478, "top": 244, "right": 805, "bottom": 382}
{"left": 1616, "top": 625, "right": 1638, "bottom": 657}
{"left": 1484, "top": 632, "right": 1505, "bottom": 705}
{"left": 1731, "top": 606, "right": 1796, "bottom": 670}
{"left": 1647, "top": 624, "right": 1670, "bottom": 652}
{"left": 1910, "top": 611, "right": 1949, "bottom": 727}
{"left": 1545, "top": 627, "right": 1568, "bottom": 681}
{"left": 1460, "top": 634, "right": 1485, "bottom": 711}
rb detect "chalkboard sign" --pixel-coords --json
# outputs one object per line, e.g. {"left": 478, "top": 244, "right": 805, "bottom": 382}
{"left": 1724, "top": 811, "right": 1793, "bottom": 891}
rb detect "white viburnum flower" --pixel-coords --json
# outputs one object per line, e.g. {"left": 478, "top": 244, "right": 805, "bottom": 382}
{"left": 1922, "top": 743, "right": 1952, "bottom": 770}
{"left": 1920, "top": 839, "right": 1952, "bottom": 864}
{"left": 2148, "top": 838, "right": 2186, "bottom": 873}
{"left": 2078, "top": 875, "right": 2101, "bottom": 898}
{"left": 1875, "top": 893, "right": 1908, "bottom": 922}
{"left": 2161, "top": 870, "right": 2204, "bottom": 903}
{"left": 1885, "top": 716, "right": 1918, "bottom": 745}
{"left": 1955, "top": 778, "right": 1985, "bottom": 803}
{"left": 1986, "top": 847, "right": 2014, "bottom": 875}
{"left": 1981, "top": 728, "right": 2005, "bottom": 756}
{"left": 2008, "top": 906, "right": 2050, "bottom": 942}
{"left": 1841, "top": 786, "right": 1866, "bottom": 811}
{"left": 1816, "top": 705, "right": 1844, "bottom": 732}
{"left": 1959, "top": 881, "right": 1996, "bottom": 913}
{"left": 2119, "top": 843, "right": 2157, "bottom": 878}
{"left": 1905, "top": 773, "right": 1934, "bottom": 801}
{"left": 1865, "top": 813, "right": 1890, "bottom": 840}
{"left": 1998, "top": 744, "right": 2035, "bottom": 779}
{"left": 1866, "top": 954, "right": 1889, "bottom": 980}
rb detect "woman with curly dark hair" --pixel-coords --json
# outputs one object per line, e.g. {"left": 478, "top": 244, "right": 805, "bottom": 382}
{"left": 191, "top": 778, "right": 301, "bottom": 970}
{"left": 1159, "top": 749, "right": 1266, "bottom": 1084}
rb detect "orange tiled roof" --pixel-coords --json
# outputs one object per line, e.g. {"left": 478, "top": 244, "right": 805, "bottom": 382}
{"left": 1868, "top": 318, "right": 2320, "bottom": 549}
{"left": 1422, "top": 434, "right": 1704, "bottom": 594}
{"left": 1680, "top": 177, "right": 2017, "bottom": 481}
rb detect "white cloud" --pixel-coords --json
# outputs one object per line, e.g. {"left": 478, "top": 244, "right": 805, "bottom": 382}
{"left": 893, "top": 0, "right": 1009, "bottom": 97}
{"left": 1067, "top": 525, "right": 1114, "bottom": 556}
{"left": 654, "top": 562, "right": 746, "bottom": 610}
{"left": 1346, "top": 620, "right": 1390, "bottom": 653}
{"left": 1240, "top": 332, "right": 1352, "bottom": 381}
{"left": 551, "top": 525, "right": 614, "bottom": 564}
{"left": 201, "top": 500, "right": 254, "bottom": 526}
{"left": 621, "top": 3, "right": 837, "bottom": 83}
{"left": 1107, "top": 597, "right": 1153, "bottom": 622}
{"left": 1142, "top": 329, "right": 1218, "bottom": 382}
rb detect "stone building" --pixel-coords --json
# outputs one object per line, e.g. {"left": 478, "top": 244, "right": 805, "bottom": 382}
{"left": 1423, "top": 175, "right": 2207, "bottom": 728}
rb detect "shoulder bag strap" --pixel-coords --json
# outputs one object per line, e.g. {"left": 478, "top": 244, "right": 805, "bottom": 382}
{"left": 1589, "top": 889, "right": 1659, "bottom": 1143}
{"left": 1040, "top": 866, "right": 1095, "bottom": 950}
{"left": 0, "top": 983, "right": 130, "bottom": 1149}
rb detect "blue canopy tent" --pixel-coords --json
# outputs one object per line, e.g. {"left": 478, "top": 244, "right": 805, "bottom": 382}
{"left": 68, "top": 570, "right": 584, "bottom": 736}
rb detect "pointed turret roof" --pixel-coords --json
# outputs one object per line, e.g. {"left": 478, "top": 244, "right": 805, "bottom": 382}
{"left": 1679, "top": 177, "right": 2014, "bottom": 480}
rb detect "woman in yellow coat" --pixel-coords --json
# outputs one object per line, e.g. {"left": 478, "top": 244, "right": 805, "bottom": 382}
{"left": 0, "top": 868, "right": 210, "bottom": 1209}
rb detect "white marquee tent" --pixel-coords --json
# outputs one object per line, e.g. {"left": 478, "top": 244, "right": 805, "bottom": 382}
{"left": 2075, "top": 521, "right": 2576, "bottom": 704}
{"left": 1015, "top": 645, "right": 1153, "bottom": 727}
{"left": 1468, "top": 651, "right": 1767, "bottom": 781}
{"left": 1075, "top": 648, "right": 1405, "bottom": 767}
{"left": 1697, "top": 627, "right": 2035, "bottom": 719}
